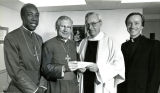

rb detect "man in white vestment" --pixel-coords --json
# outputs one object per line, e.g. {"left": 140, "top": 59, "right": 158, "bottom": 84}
{"left": 77, "top": 12, "right": 125, "bottom": 93}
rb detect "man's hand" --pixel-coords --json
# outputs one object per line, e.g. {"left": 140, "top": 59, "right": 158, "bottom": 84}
{"left": 68, "top": 61, "right": 78, "bottom": 71}
{"left": 87, "top": 63, "right": 99, "bottom": 72}
{"left": 78, "top": 68, "right": 86, "bottom": 73}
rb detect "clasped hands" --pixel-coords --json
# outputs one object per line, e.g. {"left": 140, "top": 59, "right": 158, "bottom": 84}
{"left": 68, "top": 61, "right": 99, "bottom": 73}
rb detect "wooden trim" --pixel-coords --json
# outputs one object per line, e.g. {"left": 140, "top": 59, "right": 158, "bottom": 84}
{"left": 0, "top": 26, "right": 9, "bottom": 44}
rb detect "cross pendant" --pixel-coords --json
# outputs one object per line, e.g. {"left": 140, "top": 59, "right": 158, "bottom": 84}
{"left": 65, "top": 54, "right": 71, "bottom": 62}
{"left": 34, "top": 47, "right": 39, "bottom": 62}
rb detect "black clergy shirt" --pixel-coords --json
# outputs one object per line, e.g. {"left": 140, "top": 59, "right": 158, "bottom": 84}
{"left": 84, "top": 41, "right": 98, "bottom": 93}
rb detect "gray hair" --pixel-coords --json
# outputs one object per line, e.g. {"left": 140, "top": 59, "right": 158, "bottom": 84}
{"left": 55, "top": 16, "right": 73, "bottom": 30}
{"left": 85, "top": 12, "right": 102, "bottom": 23}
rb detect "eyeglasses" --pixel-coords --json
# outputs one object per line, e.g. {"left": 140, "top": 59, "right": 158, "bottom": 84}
{"left": 86, "top": 20, "right": 101, "bottom": 27}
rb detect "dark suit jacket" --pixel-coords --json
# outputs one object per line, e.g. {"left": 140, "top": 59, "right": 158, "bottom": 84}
{"left": 118, "top": 35, "right": 160, "bottom": 93}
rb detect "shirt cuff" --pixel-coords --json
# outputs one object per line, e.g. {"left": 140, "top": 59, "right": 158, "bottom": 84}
{"left": 62, "top": 65, "right": 65, "bottom": 77}
{"left": 39, "top": 86, "right": 47, "bottom": 90}
{"left": 33, "top": 87, "right": 38, "bottom": 93}
{"left": 95, "top": 70, "right": 102, "bottom": 85}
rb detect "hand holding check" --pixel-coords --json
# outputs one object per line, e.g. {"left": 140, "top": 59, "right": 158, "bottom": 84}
{"left": 68, "top": 61, "right": 99, "bottom": 72}
{"left": 68, "top": 61, "right": 78, "bottom": 71}
{"left": 87, "top": 63, "right": 99, "bottom": 72}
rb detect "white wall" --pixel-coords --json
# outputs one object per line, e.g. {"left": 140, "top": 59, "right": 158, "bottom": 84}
{"left": 0, "top": 5, "right": 21, "bottom": 31}
{"left": 0, "top": 5, "right": 21, "bottom": 71}
{"left": 0, "top": 44, "right": 5, "bottom": 70}
{"left": 37, "top": 9, "right": 142, "bottom": 44}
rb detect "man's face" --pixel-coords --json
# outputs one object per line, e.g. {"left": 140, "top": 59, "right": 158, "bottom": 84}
{"left": 22, "top": 6, "right": 39, "bottom": 31}
{"left": 86, "top": 14, "right": 101, "bottom": 38}
{"left": 126, "top": 15, "right": 143, "bottom": 38}
{"left": 57, "top": 19, "right": 72, "bottom": 40}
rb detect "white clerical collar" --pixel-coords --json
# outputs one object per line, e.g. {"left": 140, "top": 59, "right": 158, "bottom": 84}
{"left": 22, "top": 26, "right": 34, "bottom": 34}
{"left": 88, "top": 32, "right": 104, "bottom": 41}
{"left": 61, "top": 38, "right": 68, "bottom": 43}
{"left": 64, "top": 39, "right": 68, "bottom": 43}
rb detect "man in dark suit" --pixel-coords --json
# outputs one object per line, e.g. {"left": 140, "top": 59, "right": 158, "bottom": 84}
{"left": 117, "top": 12, "right": 160, "bottom": 93}
{"left": 4, "top": 3, "right": 47, "bottom": 93}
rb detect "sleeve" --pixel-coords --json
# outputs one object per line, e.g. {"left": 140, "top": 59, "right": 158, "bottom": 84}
{"left": 97, "top": 38, "right": 125, "bottom": 87}
{"left": 146, "top": 40, "right": 160, "bottom": 93}
{"left": 108, "top": 39, "right": 125, "bottom": 86}
{"left": 37, "top": 35, "right": 48, "bottom": 90}
{"left": 39, "top": 76, "right": 47, "bottom": 90}
{"left": 41, "top": 43, "right": 66, "bottom": 81}
{"left": 4, "top": 36, "right": 38, "bottom": 93}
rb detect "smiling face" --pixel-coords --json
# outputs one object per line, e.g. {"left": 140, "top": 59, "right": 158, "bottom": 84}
{"left": 57, "top": 19, "right": 72, "bottom": 40}
{"left": 126, "top": 14, "right": 143, "bottom": 39}
{"left": 21, "top": 4, "right": 39, "bottom": 31}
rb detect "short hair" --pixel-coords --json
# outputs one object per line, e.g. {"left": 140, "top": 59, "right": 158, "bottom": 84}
{"left": 85, "top": 12, "right": 102, "bottom": 23}
{"left": 125, "top": 12, "right": 145, "bottom": 27}
{"left": 20, "top": 3, "right": 38, "bottom": 19}
{"left": 55, "top": 16, "right": 73, "bottom": 30}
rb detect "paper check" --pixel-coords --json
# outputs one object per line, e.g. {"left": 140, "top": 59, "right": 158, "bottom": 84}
{"left": 77, "top": 62, "right": 94, "bottom": 68}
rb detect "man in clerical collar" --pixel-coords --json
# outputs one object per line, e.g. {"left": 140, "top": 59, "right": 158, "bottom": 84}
{"left": 126, "top": 12, "right": 144, "bottom": 40}
{"left": 41, "top": 16, "right": 79, "bottom": 93}
{"left": 78, "top": 12, "right": 125, "bottom": 93}
{"left": 4, "top": 3, "right": 47, "bottom": 93}
{"left": 125, "top": 12, "right": 144, "bottom": 43}
{"left": 21, "top": 3, "right": 39, "bottom": 32}
{"left": 117, "top": 12, "right": 160, "bottom": 93}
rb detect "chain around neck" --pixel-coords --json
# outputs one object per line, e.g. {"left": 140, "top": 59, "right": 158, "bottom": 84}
{"left": 21, "top": 29, "right": 41, "bottom": 57}
{"left": 61, "top": 42, "right": 69, "bottom": 55}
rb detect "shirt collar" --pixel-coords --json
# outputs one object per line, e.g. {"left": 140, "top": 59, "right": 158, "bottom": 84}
{"left": 62, "top": 39, "right": 68, "bottom": 43}
{"left": 56, "top": 36, "right": 68, "bottom": 43}
{"left": 88, "top": 32, "right": 104, "bottom": 41}
{"left": 130, "top": 35, "right": 142, "bottom": 43}
{"left": 22, "top": 26, "right": 34, "bottom": 34}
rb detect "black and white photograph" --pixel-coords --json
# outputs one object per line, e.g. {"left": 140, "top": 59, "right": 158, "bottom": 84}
{"left": 0, "top": 0, "right": 160, "bottom": 93}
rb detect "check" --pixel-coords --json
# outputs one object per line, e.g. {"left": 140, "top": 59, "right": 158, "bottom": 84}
{"left": 77, "top": 61, "right": 94, "bottom": 68}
